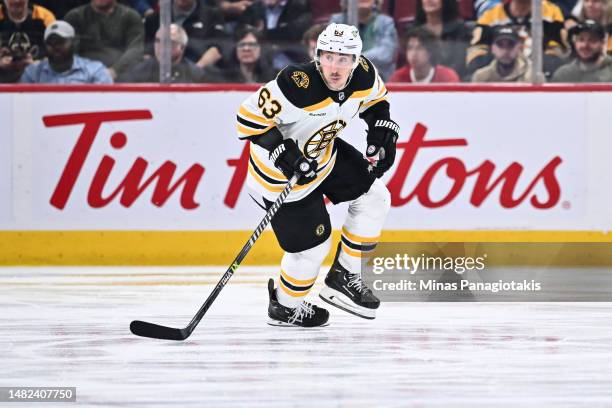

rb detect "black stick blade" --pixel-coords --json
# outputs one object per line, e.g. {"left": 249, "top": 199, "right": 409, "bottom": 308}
{"left": 130, "top": 320, "right": 190, "bottom": 341}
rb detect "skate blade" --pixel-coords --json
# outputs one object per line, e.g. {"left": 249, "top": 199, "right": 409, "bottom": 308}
{"left": 267, "top": 319, "right": 330, "bottom": 328}
{"left": 319, "top": 287, "right": 376, "bottom": 320}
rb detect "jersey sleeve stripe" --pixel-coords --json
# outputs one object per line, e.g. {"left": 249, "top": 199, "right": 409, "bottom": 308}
{"left": 304, "top": 97, "right": 333, "bottom": 112}
{"left": 250, "top": 149, "right": 287, "bottom": 180}
{"left": 237, "top": 123, "right": 274, "bottom": 137}
{"left": 249, "top": 157, "right": 286, "bottom": 184}
{"left": 361, "top": 96, "right": 388, "bottom": 110}
{"left": 238, "top": 105, "right": 274, "bottom": 126}
{"left": 237, "top": 115, "right": 269, "bottom": 130}
{"left": 249, "top": 154, "right": 337, "bottom": 193}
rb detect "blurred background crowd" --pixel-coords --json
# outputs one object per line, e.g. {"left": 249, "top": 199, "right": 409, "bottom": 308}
{"left": 1, "top": 0, "right": 611, "bottom": 84}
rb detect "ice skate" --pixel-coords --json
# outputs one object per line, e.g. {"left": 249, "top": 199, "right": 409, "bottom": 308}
{"left": 267, "top": 279, "right": 330, "bottom": 327}
{"left": 319, "top": 251, "right": 380, "bottom": 320}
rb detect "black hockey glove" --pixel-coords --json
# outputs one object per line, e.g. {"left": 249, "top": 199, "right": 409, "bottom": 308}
{"left": 366, "top": 119, "right": 400, "bottom": 178}
{"left": 270, "top": 139, "right": 318, "bottom": 185}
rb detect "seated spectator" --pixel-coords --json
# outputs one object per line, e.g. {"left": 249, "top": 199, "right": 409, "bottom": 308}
{"left": 238, "top": 0, "right": 311, "bottom": 42}
{"left": 404, "top": 0, "right": 472, "bottom": 79}
{"left": 65, "top": 0, "right": 144, "bottom": 80}
{"left": 215, "top": 25, "right": 275, "bottom": 83}
{"left": 552, "top": 19, "right": 612, "bottom": 81}
{"left": 466, "top": 0, "right": 567, "bottom": 78}
{"left": 36, "top": 1, "right": 156, "bottom": 19}
{"left": 568, "top": 0, "right": 612, "bottom": 52}
{"left": 35, "top": 1, "right": 89, "bottom": 20}
{"left": 0, "top": 0, "right": 55, "bottom": 82}
{"left": 331, "top": 0, "right": 398, "bottom": 80}
{"left": 389, "top": 26, "right": 460, "bottom": 83}
{"left": 130, "top": 0, "right": 158, "bottom": 16}
{"left": 144, "top": 0, "right": 226, "bottom": 69}
{"left": 119, "top": 23, "right": 206, "bottom": 82}
{"left": 471, "top": 25, "right": 532, "bottom": 82}
{"left": 20, "top": 20, "right": 112, "bottom": 83}
{"left": 302, "top": 23, "right": 326, "bottom": 60}
{"left": 203, "top": 0, "right": 254, "bottom": 33}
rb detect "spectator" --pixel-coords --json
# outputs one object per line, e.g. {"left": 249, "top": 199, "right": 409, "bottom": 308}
{"left": 389, "top": 26, "right": 460, "bottom": 83}
{"left": 144, "top": 0, "right": 226, "bottom": 69}
{"left": 238, "top": 0, "right": 312, "bottom": 42}
{"left": 572, "top": 0, "right": 612, "bottom": 24}
{"left": 568, "top": 0, "right": 612, "bottom": 52}
{"left": 35, "top": 1, "right": 89, "bottom": 20}
{"left": 203, "top": 0, "right": 254, "bottom": 32}
{"left": 131, "top": 0, "right": 157, "bottom": 16}
{"left": 471, "top": 25, "right": 532, "bottom": 82}
{"left": 65, "top": 0, "right": 144, "bottom": 80}
{"left": 20, "top": 20, "right": 112, "bottom": 83}
{"left": 216, "top": 25, "right": 275, "bottom": 82}
{"left": 404, "top": 0, "right": 472, "bottom": 79}
{"left": 302, "top": 23, "right": 326, "bottom": 60}
{"left": 466, "top": 0, "right": 567, "bottom": 78}
{"left": 331, "top": 0, "right": 398, "bottom": 80}
{"left": 36, "top": 1, "right": 156, "bottom": 19}
{"left": 119, "top": 23, "right": 207, "bottom": 82}
{"left": 0, "top": 0, "right": 55, "bottom": 82}
{"left": 552, "top": 19, "right": 612, "bottom": 81}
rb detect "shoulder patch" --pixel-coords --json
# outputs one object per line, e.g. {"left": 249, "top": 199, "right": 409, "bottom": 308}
{"left": 359, "top": 56, "right": 369, "bottom": 72}
{"left": 291, "top": 71, "right": 310, "bottom": 89}
{"left": 348, "top": 56, "right": 376, "bottom": 92}
{"left": 277, "top": 62, "right": 330, "bottom": 109}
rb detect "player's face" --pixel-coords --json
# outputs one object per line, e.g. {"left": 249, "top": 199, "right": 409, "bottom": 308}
{"left": 406, "top": 38, "right": 431, "bottom": 70}
{"left": 236, "top": 33, "right": 261, "bottom": 64}
{"left": 492, "top": 38, "right": 521, "bottom": 65}
{"left": 319, "top": 51, "right": 354, "bottom": 90}
{"left": 574, "top": 31, "right": 604, "bottom": 62}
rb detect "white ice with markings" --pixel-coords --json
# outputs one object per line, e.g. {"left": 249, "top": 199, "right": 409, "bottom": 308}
{"left": 2, "top": 266, "right": 612, "bottom": 407}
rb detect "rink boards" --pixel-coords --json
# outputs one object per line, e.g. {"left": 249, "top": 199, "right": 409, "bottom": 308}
{"left": 0, "top": 84, "right": 611, "bottom": 265}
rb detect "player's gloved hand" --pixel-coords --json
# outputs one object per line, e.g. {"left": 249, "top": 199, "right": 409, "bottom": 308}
{"left": 270, "top": 139, "right": 318, "bottom": 185}
{"left": 366, "top": 119, "right": 400, "bottom": 178}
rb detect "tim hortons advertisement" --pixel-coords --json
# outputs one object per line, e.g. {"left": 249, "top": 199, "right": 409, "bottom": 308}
{"left": 0, "top": 90, "right": 609, "bottom": 231}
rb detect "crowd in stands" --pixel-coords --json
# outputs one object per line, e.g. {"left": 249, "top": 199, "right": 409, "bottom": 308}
{"left": 1, "top": 0, "right": 612, "bottom": 84}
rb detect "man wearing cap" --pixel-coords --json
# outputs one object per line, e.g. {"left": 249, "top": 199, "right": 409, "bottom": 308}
{"left": 20, "top": 20, "right": 112, "bottom": 83}
{"left": 552, "top": 20, "right": 612, "bottom": 82}
{"left": 0, "top": 0, "right": 56, "bottom": 82}
{"left": 471, "top": 25, "right": 532, "bottom": 82}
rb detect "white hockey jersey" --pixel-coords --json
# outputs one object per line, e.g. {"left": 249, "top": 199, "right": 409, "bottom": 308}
{"left": 236, "top": 56, "right": 389, "bottom": 202}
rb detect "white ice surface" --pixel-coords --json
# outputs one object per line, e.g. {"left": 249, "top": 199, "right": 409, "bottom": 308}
{"left": 1, "top": 266, "right": 612, "bottom": 407}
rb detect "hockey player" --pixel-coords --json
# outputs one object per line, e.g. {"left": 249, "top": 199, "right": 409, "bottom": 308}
{"left": 236, "top": 23, "right": 400, "bottom": 327}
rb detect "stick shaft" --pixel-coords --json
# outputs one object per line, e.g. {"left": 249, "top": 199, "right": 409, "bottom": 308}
{"left": 184, "top": 174, "right": 299, "bottom": 332}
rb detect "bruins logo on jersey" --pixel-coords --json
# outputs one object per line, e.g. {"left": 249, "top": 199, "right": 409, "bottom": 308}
{"left": 304, "top": 120, "right": 346, "bottom": 159}
{"left": 359, "top": 56, "right": 369, "bottom": 72}
{"left": 291, "top": 71, "right": 310, "bottom": 89}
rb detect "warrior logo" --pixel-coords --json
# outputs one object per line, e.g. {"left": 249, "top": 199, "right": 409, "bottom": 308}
{"left": 291, "top": 71, "right": 310, "bottom": 89}
{"left": 303, "top": 120, "right": 346, "bottom": 159}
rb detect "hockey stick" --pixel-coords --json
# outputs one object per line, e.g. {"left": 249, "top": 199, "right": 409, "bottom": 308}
{"left": 130, "top": 173, "right": 300, "bottom": 341}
